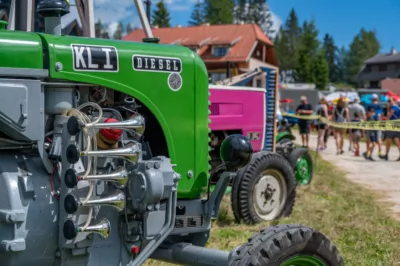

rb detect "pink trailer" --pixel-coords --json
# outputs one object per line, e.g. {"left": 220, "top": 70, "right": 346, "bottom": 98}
{"left": 209, "top": 85, "right": 266, "bottom": 152}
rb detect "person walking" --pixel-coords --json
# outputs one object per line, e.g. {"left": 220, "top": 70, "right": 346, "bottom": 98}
{"left": 366, "top": 94, "right": 383, "bottom": 157}
{"left": 348, "top": 97, "right": 366, "bottom": 151}
{"left": 296, "top": 96, "right": 313, "bottom": 148}
{"left": 364, "top": 107, "right": 378, "bottom": 161}
{"left": 351, "top": 113, "right": 362, "bottom": 156}
{"left": 315, "top": 97, "right": 329, "bottom": 151}
{"left": 323, "top": 101, "right": 334, "bottom": 149}
{"left": 333, "top": 98, "right": 349, "bottom": 155}
{"left": 380, "top": 97, "right": 400, "bottom": 161}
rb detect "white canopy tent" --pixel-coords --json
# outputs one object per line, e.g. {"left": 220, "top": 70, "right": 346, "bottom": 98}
{"left": 324, "top": 92, "right": 359, "bottom": 102}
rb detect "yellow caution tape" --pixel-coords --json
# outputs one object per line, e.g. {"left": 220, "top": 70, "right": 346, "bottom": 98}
{"left": 282, "top": 112, "right": 400, "bottom": 131}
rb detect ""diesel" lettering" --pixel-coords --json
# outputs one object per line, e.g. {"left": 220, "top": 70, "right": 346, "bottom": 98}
{"left": 132, "top": 55, "right": 182, "bottom": 73}
{"left": 72, "top": 44, "right": 118, "bottom": 72}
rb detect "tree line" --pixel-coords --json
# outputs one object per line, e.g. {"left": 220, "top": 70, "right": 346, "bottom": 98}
{"left": 94, "top": 1, "right": 381, "bottom": 90}
{"left": 274, "top": 8, "right": 380, "bottom": 89}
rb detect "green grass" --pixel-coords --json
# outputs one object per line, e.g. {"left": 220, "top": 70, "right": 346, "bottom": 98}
{"left": 145, "top": 153, "right": 400, "bottom": 266}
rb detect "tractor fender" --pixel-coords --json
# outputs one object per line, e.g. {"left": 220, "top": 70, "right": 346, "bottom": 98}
{"left": 276, "top": 131, "right": 295, "bottom": 142}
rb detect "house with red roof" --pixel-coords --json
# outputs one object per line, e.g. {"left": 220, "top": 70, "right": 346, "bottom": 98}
{"left": 122, "top": 23, "right": 278, "bottom": 87}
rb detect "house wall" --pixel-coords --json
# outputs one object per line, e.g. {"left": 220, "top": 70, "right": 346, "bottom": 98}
{"left": 250, "top": 43, "right": 277, "bottom": 65}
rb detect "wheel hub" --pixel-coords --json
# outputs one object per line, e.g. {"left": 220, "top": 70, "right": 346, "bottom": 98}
{"left": 281, "top": 255, "right": 325, "bottom": 266}
{"left": 253, "top": 170, "right": 287, "bottom": 220}
{"left": 295, "top": 156, "right": 311, "bottom": 185}
{"left": 261, "top": 184, "right": 275, "bottom": 201}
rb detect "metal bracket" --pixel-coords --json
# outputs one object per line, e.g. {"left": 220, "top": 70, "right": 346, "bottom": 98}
{"left": 206, "top": 171, "right": 236, "bottom": 219}
{"left": 75, "top": 0, "right": 95, "bottom": 37}
{"left": 133, "top": 0, "right": 153, "bottom": 38}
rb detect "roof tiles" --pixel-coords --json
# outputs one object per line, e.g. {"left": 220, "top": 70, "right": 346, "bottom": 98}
{"left": 122, "top": 23, "right": 273, "bottom": 63}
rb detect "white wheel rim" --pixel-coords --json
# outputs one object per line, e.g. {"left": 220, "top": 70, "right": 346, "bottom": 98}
{"left": 252, "top": 169, "right": 287, "bottom": 220}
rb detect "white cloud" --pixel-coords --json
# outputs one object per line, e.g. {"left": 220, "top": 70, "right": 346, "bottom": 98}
{"left": 108, "top": 21, "right": 119, "bottom": 37}
{"left": 270, "top": 11, "right": 282, "bottom": 39}
{"left": 93, "top": 0, "right": 133, "bottom": 24}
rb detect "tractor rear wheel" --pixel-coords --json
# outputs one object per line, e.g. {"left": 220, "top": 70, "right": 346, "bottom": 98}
{"left": 228, "top": 224, "right": 344, "bottom": 266}
{"left": 231, "top": 152, "right": 296, "bottom": 224}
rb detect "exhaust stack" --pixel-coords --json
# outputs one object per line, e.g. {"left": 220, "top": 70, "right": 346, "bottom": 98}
{"left": 36, "top": 0, "right": 70, "bottom": 35}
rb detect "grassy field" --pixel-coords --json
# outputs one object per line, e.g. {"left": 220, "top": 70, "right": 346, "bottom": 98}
{"left": 145, "top": 152, "right": 400, "bottom": 266}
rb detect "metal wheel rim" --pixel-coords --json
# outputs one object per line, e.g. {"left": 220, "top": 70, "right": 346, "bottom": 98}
{"left": 252, "top": 169, "right": 287, "bottom": 220}
{"left": 295, "top": 156, "right": 311, "bottom": 185}
{"left": 281, "top": 255, "right": 326, "bottom": 266}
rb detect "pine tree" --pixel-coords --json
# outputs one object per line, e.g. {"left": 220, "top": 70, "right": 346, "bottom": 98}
{"left": 152, "top": 0, "right": 171, "bottom": 28}
{"left": 234, "top": 0, "right": 247, "bottom": 23}
{"left": 113, "top": 22, "right": 124, "bottom": 40}
{"left": 274, "top": 27, "right": 290, "bottom": 70}
{"left": 274, "top": 27, "right": 293, "bottom": 82}
{"left": 296, "top": 19, "right": 320, "bottom": 83}
{"left": 323, "top": 33, "right": 338, "bottom": 82}
{"left": 246, "top": 0, "right": 274, "bottom": 38}
{"left": 188, "top": 0, "right": 206, "bottom": 26}
{"left": 337, "top": 46, "right": 349, "bottom": 83}
{"left": 95, "top": 19, "right": 110, "bottom": 39}
{"left": 299, "top": 19, "right": 319, "bottom": 56}
{"left": 313, "top": 49, "right": 330, "bottom": 89}
{"left": 296, "top": 52, "right": 313, "bottom": 83}
{"left": 275, "top": 8, "right": 301, "bottom": 80}
{"left": 345, "top": 28, "right": 380, "bottom": 84}
{"left": 204, "top": 0, "right": 235, "bottom": 24}
{"left": 285, "top": 8, "right": 301, "bottom": 50}
{"left": 126, "top": 23, "right": 133, "bottom": 34}
{"left": 95, "top": 19, "right": 103, "bottom": 38}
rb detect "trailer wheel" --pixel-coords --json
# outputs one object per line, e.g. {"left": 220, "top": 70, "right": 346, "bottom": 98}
{"left": 228, "top": 224, "right": 344, "bottom": 266}
{"left": 288, "top": 148, "right": 313, "bottom": 185}
{"left": 231, "top": 152, "right": 296, "bottom": 224}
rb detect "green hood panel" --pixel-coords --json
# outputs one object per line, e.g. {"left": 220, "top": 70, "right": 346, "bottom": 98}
{"left": 39, "top": 34, "right": 209, "bottom": 198}
{"left": 0, "top": 31, "right": 43, "bottom": 69}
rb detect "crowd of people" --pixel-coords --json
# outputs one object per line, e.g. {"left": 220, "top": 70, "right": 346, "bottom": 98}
{"left": 295, "top": 93, "right": 400, "bottom": 161}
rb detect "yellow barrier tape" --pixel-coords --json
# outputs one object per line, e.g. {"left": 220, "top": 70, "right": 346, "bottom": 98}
{"left": 282, "top": 112, "right": 400, "bottom": 131}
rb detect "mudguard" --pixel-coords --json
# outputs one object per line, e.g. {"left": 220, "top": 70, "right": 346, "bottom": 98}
{"left": 276, "top": 131, "right": 295, "bottom": 143}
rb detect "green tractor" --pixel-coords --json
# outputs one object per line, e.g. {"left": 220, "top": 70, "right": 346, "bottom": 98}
{"left": 0, "top": 1, "right": 342, "bottom": 265}
{"left": 276, "top": 119, "right": 313, "bottom": 186}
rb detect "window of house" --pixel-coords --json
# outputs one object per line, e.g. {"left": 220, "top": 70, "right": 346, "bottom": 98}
{"left": 365, "top": 65, "right": 371, "bottom": 72}
{"left": 378, "top": 64, "right": 387, "bottom": 71}
{"left": 369, "top": 81, "right": 379, "bottom": 88}
{"left": 212, "top": 46, "right": 229, "bottom": 57}
{"left": 210, "top": 72, "right": 227, "bottom": 83}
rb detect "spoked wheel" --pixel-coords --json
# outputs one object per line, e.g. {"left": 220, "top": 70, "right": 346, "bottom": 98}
{"left": 288, "top": 148, "right": 313, "bottom": 185}
{"left": 231, "top": 152, "right": 296, "bottom": 224}
{"left": 228, "top": 224, "right": 344, "bottom": 266}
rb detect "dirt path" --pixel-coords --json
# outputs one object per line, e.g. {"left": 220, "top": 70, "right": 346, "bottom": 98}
{"left": 294, "top": 132, "right": 400, "bottom": 219}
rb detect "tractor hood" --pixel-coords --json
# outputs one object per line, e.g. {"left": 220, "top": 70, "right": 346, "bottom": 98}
{"left": 0, "top": 30, "right": 44, "bottom": 69}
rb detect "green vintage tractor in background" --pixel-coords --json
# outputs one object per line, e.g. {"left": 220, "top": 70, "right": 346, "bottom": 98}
{"left": 276, "top": 118, "right": 313, "bottom": 185}
{"left": 0, "top": 0, "right": 342, "bottom": 265}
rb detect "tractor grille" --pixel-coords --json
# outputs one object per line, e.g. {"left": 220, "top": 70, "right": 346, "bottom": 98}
{"left": 175, "top": 215, "right": 204, "bottom": 228}
{"left": 263, "top": 69, "right": 277, "bottom": 152}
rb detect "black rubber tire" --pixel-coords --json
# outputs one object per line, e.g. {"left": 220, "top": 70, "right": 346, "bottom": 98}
{"left": 228, "top": 224, "right": 344, "bottom": 266}
{"left": 277, "top": 138, "right": 292, "bottom": 145}
{"left": 288, "top": 148, "right": 313, "bottom": 185}
{"left": 231, "top": 152, "right": 296, "bottom": 224}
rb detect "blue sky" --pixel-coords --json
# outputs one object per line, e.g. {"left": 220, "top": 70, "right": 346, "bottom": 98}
{"left": 64, "top": 0, "right": 399, "bottom": 53}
